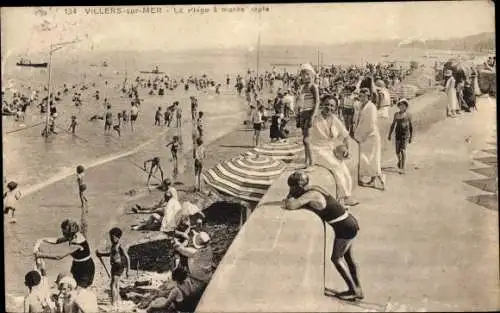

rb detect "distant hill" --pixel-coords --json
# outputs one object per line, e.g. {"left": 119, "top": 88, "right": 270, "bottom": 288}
{"left": 401, "top": 32, "right": 495, "bottom": 52}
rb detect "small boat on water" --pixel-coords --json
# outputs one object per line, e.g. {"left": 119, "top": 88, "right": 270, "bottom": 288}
{"left": 140, "top": 66, "right": 165, "bottom": 74}
{"left": 16, "top": 58, "right": 48, "bottom": 68}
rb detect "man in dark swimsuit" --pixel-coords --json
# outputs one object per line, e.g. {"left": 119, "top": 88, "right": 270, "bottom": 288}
{"left": 283, "top": 171, "right": 363, "bottom": 300}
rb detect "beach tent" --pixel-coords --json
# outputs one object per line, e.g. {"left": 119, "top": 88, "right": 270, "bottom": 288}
{"left": 247, "top": 141, "right": 304, "bottom": 163}
{"left": 390, "top": 84, "right": 419, "bottom": 102}
{"left": 202, "top": 153, "right": 286, "bottom": 202}
{"left": 478, "top": 69, "right": 496, "bottom": 96}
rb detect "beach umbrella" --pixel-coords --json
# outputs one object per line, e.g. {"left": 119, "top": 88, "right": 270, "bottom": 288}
{"left": 202, "top": 153, "right": 286, "bottom": 202}
{"left": 247, "top": 141, "right": 304, "bottom": 163}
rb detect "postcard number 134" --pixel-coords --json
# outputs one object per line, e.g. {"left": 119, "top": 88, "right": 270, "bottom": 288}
{"left": 65, "top": 8, "right": 77, "bottom": 15}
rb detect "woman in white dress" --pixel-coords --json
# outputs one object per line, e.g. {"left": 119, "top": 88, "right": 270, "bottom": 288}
{"left": 444, "top": 69, "right": 458, "bottom": 117}
{"left": 375, "top": 79, "right": 391, "bottom": 119}
{"left": 311, "top": 96, "right": 359, "bottom": 206}
{"left": 353, "top": 88, "right": 385, "bottom": 190}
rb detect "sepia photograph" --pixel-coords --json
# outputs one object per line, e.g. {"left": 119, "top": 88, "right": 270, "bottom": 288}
{"left": 1, "top": 2, "right": 498, "bottom": 312}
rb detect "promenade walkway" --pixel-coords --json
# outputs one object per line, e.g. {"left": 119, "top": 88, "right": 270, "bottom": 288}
{"left": 197, "top": 95, "right": 499, "bottom": 312}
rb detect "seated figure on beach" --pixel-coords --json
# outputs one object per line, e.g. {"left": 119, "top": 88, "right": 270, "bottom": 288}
{"left": 23, "top": 270, "right": 55, "bottom": 313}
{"left": 141, "top": 233, "right": 214, "bottom": 313}
{"left": 131, "top": 188, "right": 183, "bottom": 233}
{"left": 310, "top": 95, "right": 359, "bottom": 207}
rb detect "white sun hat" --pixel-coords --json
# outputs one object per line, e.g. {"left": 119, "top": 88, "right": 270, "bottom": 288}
{"left": 193, "top": 231, "right": 211, "bottom": 249}
{"left": 299, "top": 63, "right": 316, "bottom": 75}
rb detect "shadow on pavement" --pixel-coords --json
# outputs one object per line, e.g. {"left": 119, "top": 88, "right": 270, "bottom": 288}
{"left": 466, "top": 194, "right": 498, "bottom": 211}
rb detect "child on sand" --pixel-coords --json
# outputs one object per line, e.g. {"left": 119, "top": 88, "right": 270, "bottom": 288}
{"left": 166, "top": 136, "right": 181, "bottom": 178}
{"left": 76, "top": 165, "right": 88, "bottom": 210}
{"left": 196, "top": 111, "right": 204, "bottom": 139}
{"left": 130, "top": 103, "right": 139, "bottom": 131}
{"left": 388, "top": 99, "right": 413, "bottom": 174}
{"left": 194, "top": 138, "right": 206, "bottom": 192}
{"left": 104, "top": 105, "right": 113, "bottom": 134}
{"left": 4, "top": 180, "right": 22, "bottom": 223}
{"left": 155, "top": 107, "right": 162, "bottom": 126}
{"left": 23, "top": 270, "right": 55, "bottom": 313}
{"left": 113, "top": 113, "right": 122, "bottom": 137}
{"left": 251, "top": 105, "right": 264, "bottom": 147}
{"left": 164, "top": 107, "right": 172, "bottom": 126}
{"left": 144, "top": 157, "right": 165, "bottom": 186}
{"left": 175, "top": 102, "right": 182, "bottom": 128}
{"left": 96, "top": 227, "right": 130, "bottom": 310}
{"left": 54, "top": 275, "right": 77, "bottom": 313}
{"left": 41, "top": 115, "right": 58, "bottom": 137}
{"left": 121, "top": 110, "right": 128, "bottom": 129}
{"left": 68, "top": 115, "right": 78, "bottom": 134}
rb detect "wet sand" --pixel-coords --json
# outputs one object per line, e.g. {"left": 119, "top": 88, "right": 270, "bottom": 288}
{"left": 3, "top": 101, "right": 248, "bottom": 297}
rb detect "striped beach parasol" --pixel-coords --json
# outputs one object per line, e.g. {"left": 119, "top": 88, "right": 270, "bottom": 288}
{"left": 202, "top": 153, "right": 286, "bottom": 202}
{"left": 247, "top": 141, "right": 304, "bottom": 163}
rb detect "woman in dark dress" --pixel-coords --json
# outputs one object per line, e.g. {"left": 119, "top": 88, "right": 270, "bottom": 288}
{"left": 34, "top": 219, "right": 96, "bottom": 288}
{"left": 270, "top": 108, "right": 284, "bottom": 142}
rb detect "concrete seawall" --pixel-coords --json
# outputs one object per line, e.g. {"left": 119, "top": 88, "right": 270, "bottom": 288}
{"left": 197, "top": 165, "right": 341, "bottom": 312}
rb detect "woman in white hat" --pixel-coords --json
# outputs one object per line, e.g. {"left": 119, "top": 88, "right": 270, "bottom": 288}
{"left": 443, "top": 69, "right": 458, "bottom": 117}
{"left": 297, "top": 63, "right": 320, "bottom": 171}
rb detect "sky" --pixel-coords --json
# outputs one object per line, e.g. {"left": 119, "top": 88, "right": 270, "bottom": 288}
{"left": 0, "top": 1, "right": 495, "bottom": 56}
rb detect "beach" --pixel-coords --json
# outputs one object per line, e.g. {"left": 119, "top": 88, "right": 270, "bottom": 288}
{"left": 3, "top": 44, "right": 493, "bottom": 312}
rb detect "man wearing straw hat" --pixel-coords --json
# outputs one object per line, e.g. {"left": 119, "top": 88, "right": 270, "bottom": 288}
{"left": 297, "top": 63, "right": 320, "bottom": 171}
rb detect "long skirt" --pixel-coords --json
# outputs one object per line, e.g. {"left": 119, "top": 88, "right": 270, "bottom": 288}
{"left": 358, "top": 133, "right": 382, "bottom": 178}
{"left": 313, "top": 145, "right": 353, "bottom": 199}
{"left": 447, "top": 88, "right": 459, "bottom": 112}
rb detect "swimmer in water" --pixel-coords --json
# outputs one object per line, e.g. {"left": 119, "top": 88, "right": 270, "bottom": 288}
{"left": 144, "top": 157, "right": 165, "bottom": 186}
